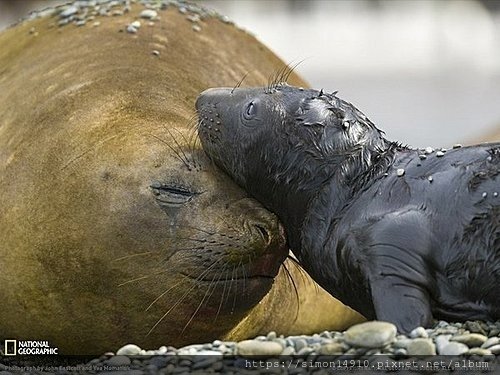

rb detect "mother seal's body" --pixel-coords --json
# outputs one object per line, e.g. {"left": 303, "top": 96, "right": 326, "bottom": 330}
{"left": 0, "top": 2, "right": 362, "bottom": 355}
{"left": 197, "top": 84, "right": 500, "bottom": 333}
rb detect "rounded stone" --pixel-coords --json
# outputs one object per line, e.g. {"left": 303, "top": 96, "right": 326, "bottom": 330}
{"left": 407, "top": 338, "right": 436, "bottom": 356}
{"left": 450, "top": 333, "right": 487, "bottom": 347}
{"left": 466, "top": 348, "right": 492, "bottom": 356}
{"left": 344, "top": 321, "right": 397, "bottom": 348}
{"left": 140, "top": 9, "right": 157, "bottom": 19}
{"left": 488, "top": 344, "right": 500, "bottom": 355}
{"left": 318, "top": 343, "right": 344, "bottom": 355}
{"left": 439, "top": 342, "right": 469, "bottom": 355}
{"left": 236, "top": 340, "right": 283, "bottom": 356}
{"left": 116, "top": 344, "right": 142, "bottom": 356}
{"left": 409, "top": 326, "right": 428, "bottom": 338}
{"left": 481, "top": 337, "right": 500, "bottom": 349}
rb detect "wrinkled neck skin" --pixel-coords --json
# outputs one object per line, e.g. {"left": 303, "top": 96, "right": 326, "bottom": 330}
{"left": 245, "top": 132, "right": 396, "bottom": 258}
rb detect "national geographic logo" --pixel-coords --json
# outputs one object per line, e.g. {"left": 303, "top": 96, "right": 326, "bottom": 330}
{"left": 4, "top": 340, "right": 16, "bottom": 356}
{"left": 3, "top": 340, "right": 59, "bottom": 355}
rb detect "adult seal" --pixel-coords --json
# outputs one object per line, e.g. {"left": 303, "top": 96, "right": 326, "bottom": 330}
{"left": 0, "top": 2, "right": 362, "bottom": 355}
{"left": 197, "top": 84, "right": 500, "bottom": 333}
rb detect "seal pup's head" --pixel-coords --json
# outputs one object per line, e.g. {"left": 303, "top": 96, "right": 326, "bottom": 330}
{"left": 196, "top": 84, "right": 389, "bottom": 239}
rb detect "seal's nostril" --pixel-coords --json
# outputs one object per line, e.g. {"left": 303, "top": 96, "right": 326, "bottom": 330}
{"left": 254, "top": 224, "right": 271, "bottom": 245}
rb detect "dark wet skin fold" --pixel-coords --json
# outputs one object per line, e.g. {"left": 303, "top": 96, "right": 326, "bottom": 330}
{"left": 196, "top": 83, "right": 500, "bottom": 333}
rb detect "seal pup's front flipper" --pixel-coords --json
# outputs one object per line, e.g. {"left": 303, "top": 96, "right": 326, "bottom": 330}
{"left": 369, "top": 274, "right": 433, "bottom": 333}
{"left": 364, "top": 210, "right": 435, "bottom": 333}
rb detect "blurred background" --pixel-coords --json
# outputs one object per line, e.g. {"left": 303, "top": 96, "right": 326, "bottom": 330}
{"left": 1, "top": 0, "right": 500, "bottom": 146}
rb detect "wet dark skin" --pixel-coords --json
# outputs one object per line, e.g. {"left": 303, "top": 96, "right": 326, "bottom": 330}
{"left": 196, "top": 84, "right": 500, "bottom": 333}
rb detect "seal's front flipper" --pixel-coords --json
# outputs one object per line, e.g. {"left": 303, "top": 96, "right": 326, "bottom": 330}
{"left": 364, "top": 210, "right": 434, "bottom": 333}
{"left": 369, "top": 274, "right": 433, "bottom": 333}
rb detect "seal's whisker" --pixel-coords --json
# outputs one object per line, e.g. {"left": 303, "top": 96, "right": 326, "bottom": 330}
{"left": 146, "top": 133, "right": 192, "bottom": 171}
{"left": 169, "top": 126, "right": 196, "bottom": 167}
{"left": 145, "top": 277, "right": 189, "bottom": 311}
{"left": 231, "top": 262, "right": 240, "bottom": 314}
{"left": 112, "top": 251, "right": 153, "bottom": 262}
{"left": 214, "top": 268, "right": 229, "bottom": 322}
{"left": 159, "top": 124, "right": 194, "bottom": 171}
{"left": 222, "top": 266, "right": 235, "bottom": 310}
{"left": 231, "top": 71, "right": 250, "bottom": 94}
{"left": 286, "top": 254, "right": 311, "bottom": 287}
{"left": 146, "top": 259, "right": 224, "bottom": 336}
{"left": 181, "top": 267, "right": 224, "bottom": 334}
{"left": 117, "top": 275, "right": 150, "bottom": 287}
{"left": 283, "top": 59, "right": 305, "bottom": 84}
{"left": 282, "top": 261, "right": 300, "bottom": 319}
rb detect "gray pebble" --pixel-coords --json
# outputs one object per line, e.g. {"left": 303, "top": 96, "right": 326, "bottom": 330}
{"left": 116, "top": 343, "right": 141, "bottom": 355}
{"left": 436, "top": 151, "right": 445, "bottom": 157}
{"left": 466, "top": 348, "right": 492, "bottom": 356}
{"left": 453, "top": 143, "right": 463, "bottom": 148}
{"left": 318, "top": 343, "right": 344, "bottom": 355}
{"left": 439, "top": 342, "right": 469, "bottom": 355}
{"left": 126, "top": 25, "right": 138, "bottom": 33}
{"left": 419, "top": 154, "right": 427, "bottom": 160}
{"left": 236, "top": 340, "right": 282, "bottom": 356}
{"left": 407, "top": 338, "right": 436, "bottom": 356}
{"left": 266, "top": 331, "right": 277, "bottom": 340}
{"left": 60, "top": 6, "right": 79, "bottom": 18}
{"left": 481, "top": 337, "right": 500, "bottom": 348}
{"left": 140, "top": 9, "right": 158, "bottom": 19}
{"left": 192, "top": 24, "right": 201, "bottom": 32}
{"left": 488, "top": 344, "right": 500, "bottom": 355}
{"left": 281, "top": 346, "right": 295, "bottom": 355}
{"left": 130, "top": 20, "right": 141, "bottom": 29}
{"left": 410, "top": 326, "right": 428, "bottom": 338}
{"left": 451, "top": 333, "right": 487, "bottom": 347}
{"left": 294, "top": 338, "right": 307, "bottom": 352}
{"left": 435, "top": 334, "right": 451, "bottom": 354}
{"left": 187, "top": 14, "right": 201, "bottom": 23}
{"left": 425, "top": 146, "right": 434, "bottom": 154}
{"left": 393, "top": 338, "right": 412, "bottom": 349}
{"left": 344, "top": 321, "right": 397, "bottom": 348}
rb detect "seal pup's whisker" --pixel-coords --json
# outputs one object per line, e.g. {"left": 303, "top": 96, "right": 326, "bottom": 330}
{"left": 231, "top": 71, "right": 250, "bottom": 94}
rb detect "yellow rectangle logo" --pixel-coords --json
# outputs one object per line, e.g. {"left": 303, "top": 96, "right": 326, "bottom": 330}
{"left": 4, "top": 339, "right": 16, "bottom": 356}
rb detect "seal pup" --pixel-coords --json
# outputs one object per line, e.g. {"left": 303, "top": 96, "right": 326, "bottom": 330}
{"left": 197, "top": 84, "right": 500, "bottom": 333}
